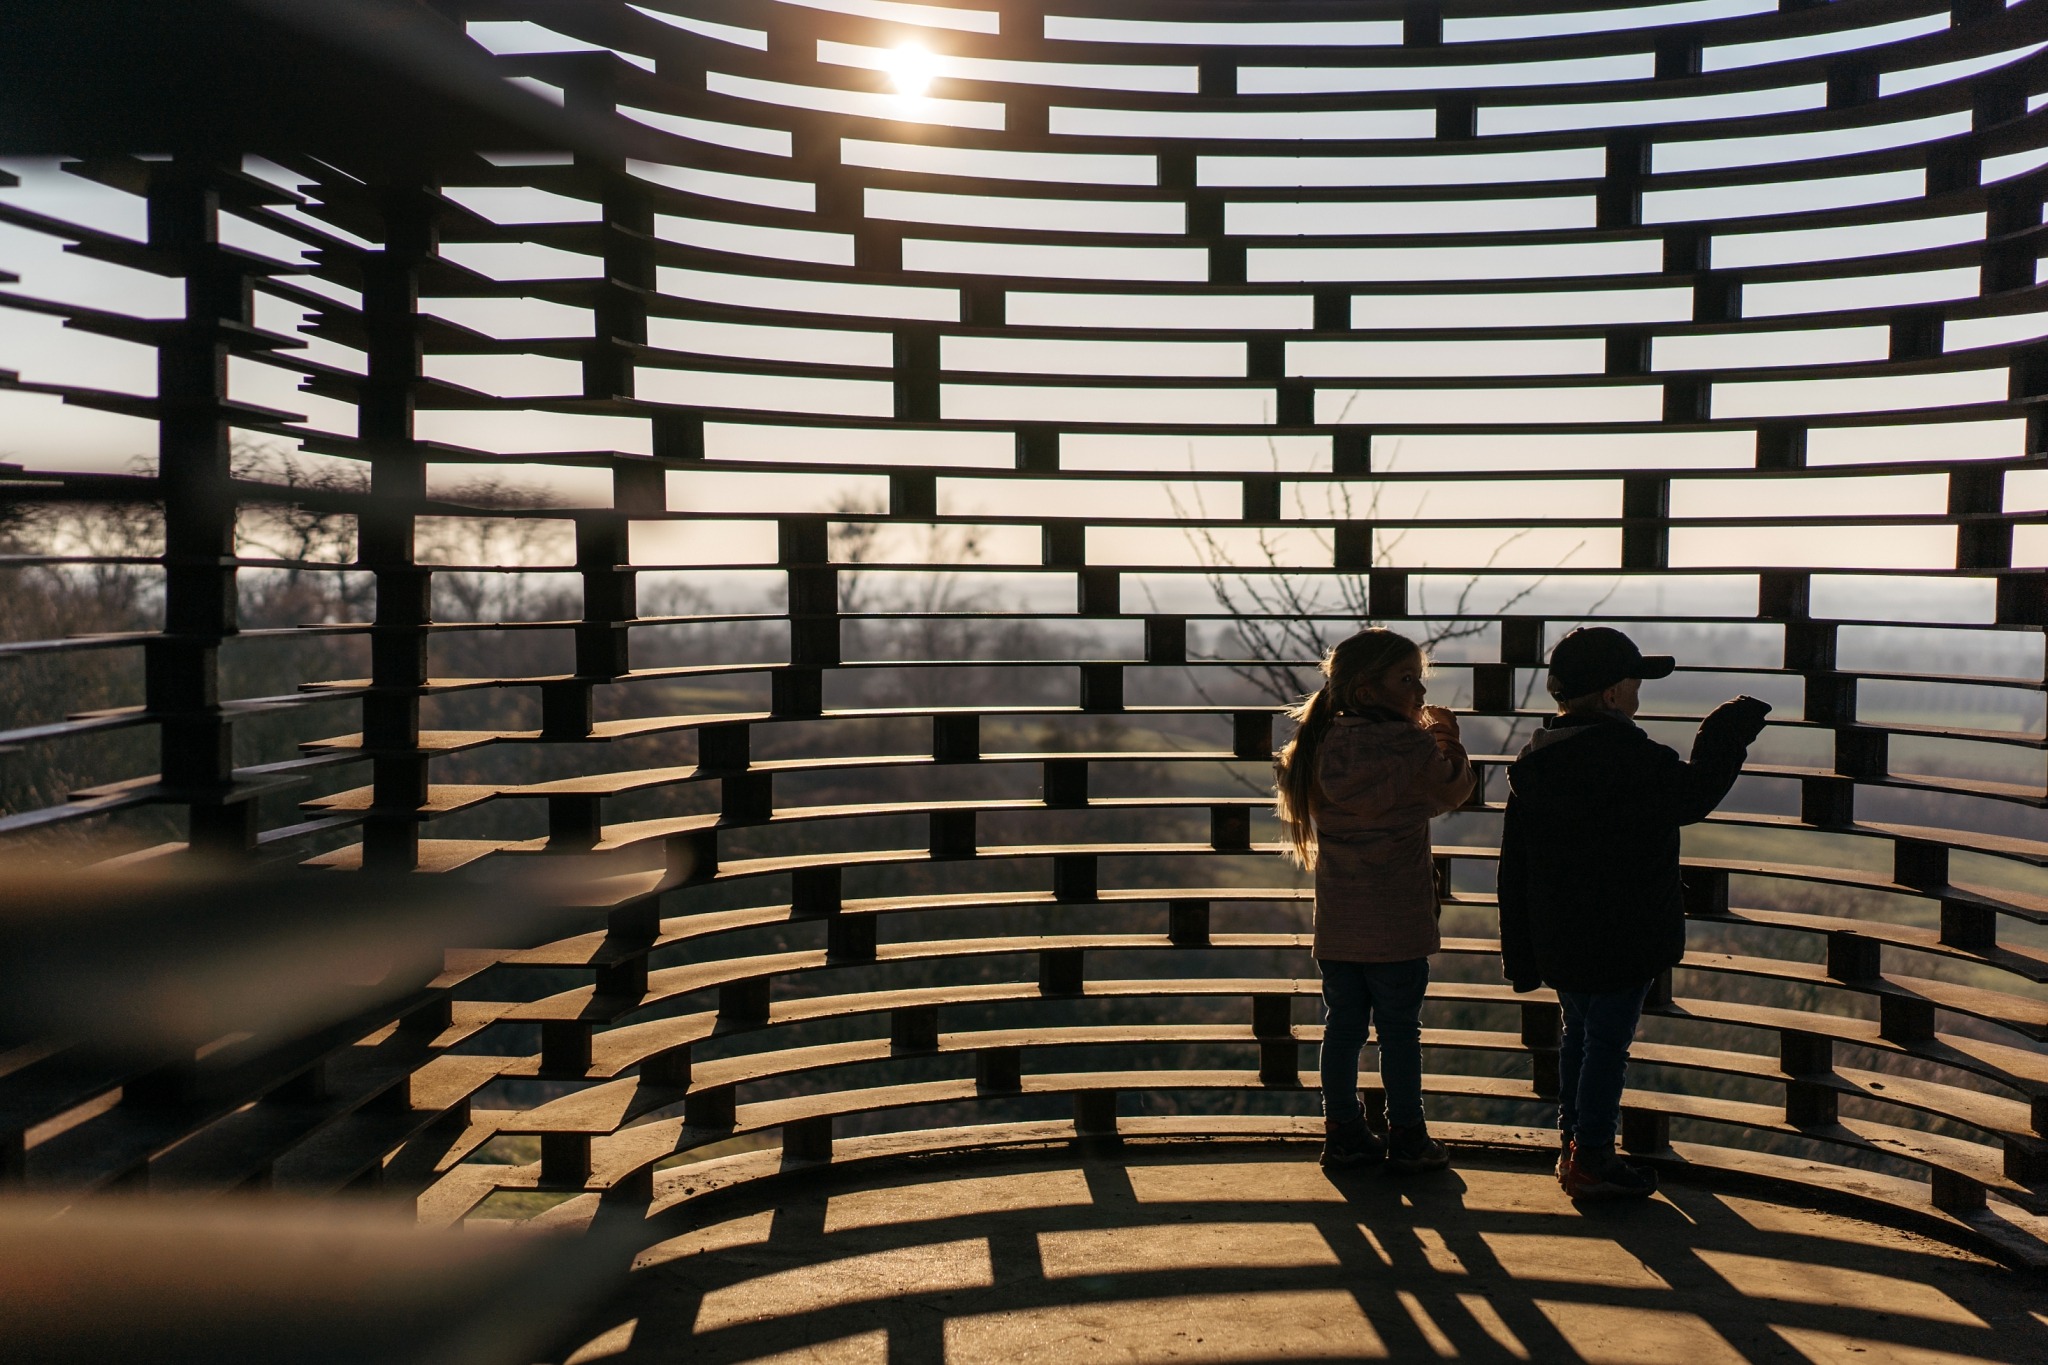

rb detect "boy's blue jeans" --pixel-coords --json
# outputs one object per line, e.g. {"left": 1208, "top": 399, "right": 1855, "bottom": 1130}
{"left": 1318, "top": 957, "right": 1428, "bottom": 1128}
{"left": 1557, "top": 979, "right": 1653, "bottom": 1152}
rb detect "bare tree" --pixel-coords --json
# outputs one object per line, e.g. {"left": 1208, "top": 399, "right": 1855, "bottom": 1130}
{"left": 231, "top": 440, "right": 368, "bottom": 568}
{"left": 826, "top": 493, "right": 1052, "bottom": 706}
{"left": 415, "top": 473, "right": 577, "bottom": 625}
{"left": 230, "top": 440, "right": 375, "bottom": 627}
{"left": 1152, "top": 423, "right": 1617, "bottom": 788}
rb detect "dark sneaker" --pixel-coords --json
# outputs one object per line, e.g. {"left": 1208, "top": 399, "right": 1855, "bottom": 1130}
{"left": 1320, "top": 1117, "right": 1386, "bottom": 1169}
{"left": 1387, "top": 1122, "right": 1451, "bottom": 1174}
{"left": 1555, "top": 1135, "right": 1574, "bottom": 1189}
{"left": 1563, "top": 1143, "right": 1658, "bottom": 1201}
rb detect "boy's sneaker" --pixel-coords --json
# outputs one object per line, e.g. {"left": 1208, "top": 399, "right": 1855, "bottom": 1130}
{"left": 1555, "top": 1135, "right": 1574, "bottom": 1189}
{"left": 1386, "top": 1122, "right": 1451, "bottom": 1174}
{"left": 1562, "top": 1143, "right": 1657, "bottom": 1201}
{"left": 1320, "top": 1117, "right": 1386, "bottom": 1169}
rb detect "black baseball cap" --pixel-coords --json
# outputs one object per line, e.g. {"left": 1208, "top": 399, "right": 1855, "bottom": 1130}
{"left": 1546, "top": 626, "right": 1674, "bottom": 700}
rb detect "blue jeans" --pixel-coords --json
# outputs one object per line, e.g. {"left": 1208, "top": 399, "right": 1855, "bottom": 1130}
{"left": 1557, "top": 980, "right": 1653, "bottom": 1152}
{"left": 1318, "top": 958, "right": 1429, "bottom": 1128}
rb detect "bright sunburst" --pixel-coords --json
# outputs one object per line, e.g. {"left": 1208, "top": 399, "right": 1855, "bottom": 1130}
{"left": 881, "top": 41, "right": 940, "bottom": 98}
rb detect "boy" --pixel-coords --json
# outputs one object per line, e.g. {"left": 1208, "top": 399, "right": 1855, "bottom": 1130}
{"left": 1497, "top": 626, "right": 1770, "bottom": 1200}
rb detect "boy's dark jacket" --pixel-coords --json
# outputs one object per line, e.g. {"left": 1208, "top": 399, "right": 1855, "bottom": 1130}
{"left": 1497, "top": 703, "right": 1765, "bottom": 992}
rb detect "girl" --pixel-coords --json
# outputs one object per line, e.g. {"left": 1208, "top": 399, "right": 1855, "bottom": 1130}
{"left": 1275, "top": 628, "right": 1476, "bottom": 1172}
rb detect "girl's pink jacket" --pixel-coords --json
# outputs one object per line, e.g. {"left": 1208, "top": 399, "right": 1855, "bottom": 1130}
{"left": 1310, "top": 712, "right": 1476, "bottom": 963}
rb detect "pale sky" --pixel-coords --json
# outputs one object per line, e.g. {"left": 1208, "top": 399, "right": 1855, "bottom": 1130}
{"left": 4, "top": 2, "right": 2043, "bottom": 602}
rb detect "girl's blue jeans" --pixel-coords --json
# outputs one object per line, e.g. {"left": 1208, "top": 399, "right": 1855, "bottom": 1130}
{"left": 1318, "top": 957, "right": 1429, "bottom": 1128}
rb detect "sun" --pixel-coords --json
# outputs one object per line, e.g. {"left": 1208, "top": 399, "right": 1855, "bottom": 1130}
{"left": 881, "top": 42, "right": 940, "bottom": 99}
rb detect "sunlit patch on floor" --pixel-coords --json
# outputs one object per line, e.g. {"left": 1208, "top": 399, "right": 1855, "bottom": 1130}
{"left": 562, "top": 1150, "right": 2048, "bottom": 1364}
{"left": 694, "top": 1238, "right": 994, "bottom": 1333}
{"left": 944, "top": 1290, "right": 1387, "bottom": 1363}
{"left": 1534, "top": 1301, "right": 1747, "bottom": 1364}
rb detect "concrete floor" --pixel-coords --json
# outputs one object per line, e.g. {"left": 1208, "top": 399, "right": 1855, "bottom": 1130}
{"left": 556, "top": 1144, "right": 2048, "bottom": 1364}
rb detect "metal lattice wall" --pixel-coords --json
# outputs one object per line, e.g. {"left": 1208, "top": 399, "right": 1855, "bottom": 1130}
{"left": 4, "top": 0, "right": 2048, "bottom": 1264}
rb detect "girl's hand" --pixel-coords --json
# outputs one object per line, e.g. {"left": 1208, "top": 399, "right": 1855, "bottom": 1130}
{"left": 1419, "top": 705, "right": 1459, "bottom": 736}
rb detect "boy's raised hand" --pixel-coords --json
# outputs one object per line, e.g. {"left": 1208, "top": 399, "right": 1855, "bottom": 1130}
{"left": 1703, "top": 695, "right": 1772, "bottom": 743}
{"left": 1419, "top": 705, "right": 1460, "bottom": 737}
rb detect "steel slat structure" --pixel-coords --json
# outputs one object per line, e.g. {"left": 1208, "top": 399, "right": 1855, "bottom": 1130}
{"left": 1, "top": 0, "right": 2047, "bottom": 1275}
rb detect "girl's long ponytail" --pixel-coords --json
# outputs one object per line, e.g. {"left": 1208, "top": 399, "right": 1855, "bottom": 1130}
{"left": 1275, "top": 683, "right": 1338, "bottom": 868}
